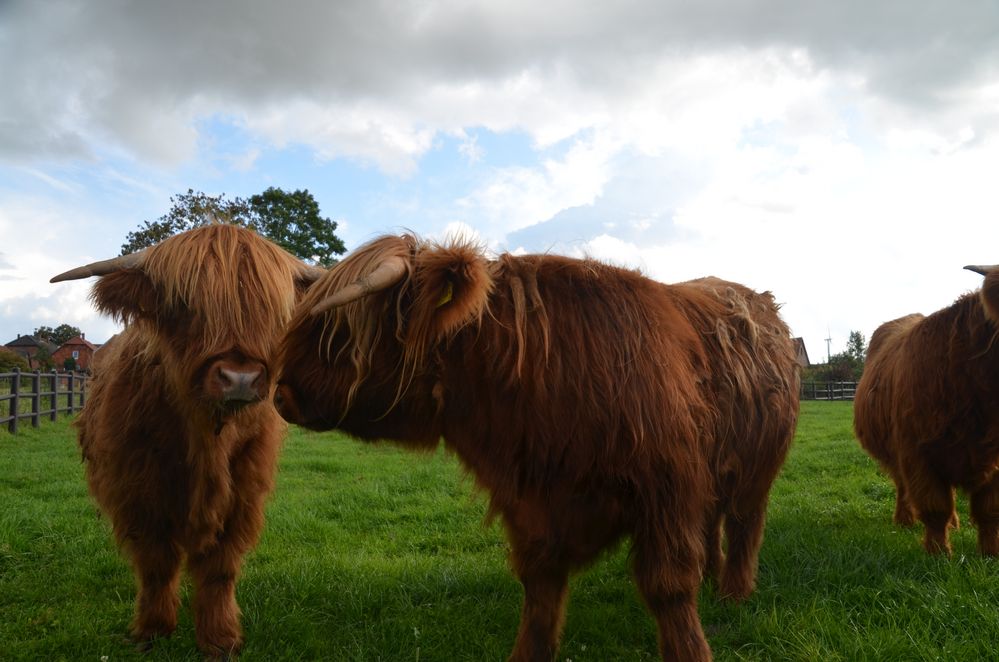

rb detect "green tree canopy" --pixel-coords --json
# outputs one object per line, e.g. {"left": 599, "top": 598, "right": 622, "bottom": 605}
{"left": 33, "top": 345, "right": 54, "bottom": 371}
{"left": 248, "top": 187, "right": 346, "bottom": 267}
{"left": 0, "top": 347, "right": 30, "bottom": 371}
{"left": 802, "top": 329, "right": 868, "bottom": 382}
{"left": 121, "top": 190, "right": 250, "bottom": 254}
{"left": 34, "top": 324, "right": 83, "bottom": 346}
{"left": 121, "top": 187, "right": 346, "bottom": 266}
{"left": 846, "top": 330, "right": 867, "bottom": 365}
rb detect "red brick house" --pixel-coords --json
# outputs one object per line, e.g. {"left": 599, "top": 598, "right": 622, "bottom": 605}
{"left": 3, "top": 334, "right": 58, "bottom": 369}
{"left": 51, "top": 335, "right": 98, "bottom": 371}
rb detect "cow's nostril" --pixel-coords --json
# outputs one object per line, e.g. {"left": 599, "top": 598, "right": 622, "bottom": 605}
{"left": 217, "top": 367, "right": 234, "bottom": 388}
{"left": 218, "top": 368, "right": 263, "bottom": 401}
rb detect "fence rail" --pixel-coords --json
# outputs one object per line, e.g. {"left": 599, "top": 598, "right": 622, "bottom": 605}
{"left": 0, "top": 369, "right": 88, "bottom": 434}
{"left": 800, "top": 381, "right": 857, "bottom": 401}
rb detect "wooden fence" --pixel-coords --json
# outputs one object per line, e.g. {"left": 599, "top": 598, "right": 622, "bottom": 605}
{"left": 0, "top": 369, "right": 88, "bottom": 434}
{"left": 800, "top": 381, "right": 857, "bottom": 401}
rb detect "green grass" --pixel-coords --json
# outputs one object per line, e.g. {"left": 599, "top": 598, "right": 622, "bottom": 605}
{"left": 3, "top": 402, "right": 999, "bottom": 660}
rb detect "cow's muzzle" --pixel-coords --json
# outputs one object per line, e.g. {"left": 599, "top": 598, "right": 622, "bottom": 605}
{"left": 205, "top": 359, "right": 267, "bottom": 408}
{"left": 219, "top": 367, "right": 263, "bottom": 402}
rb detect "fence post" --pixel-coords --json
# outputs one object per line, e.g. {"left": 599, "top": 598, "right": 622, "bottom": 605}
{"left": 31, "top": 370, "right": 40, "bottom": 428}
{"left": 67, "top": 372, "right": 74, "bottom": 414}
{"left": 49, "top": 373, "right": 58, "bottom": 422}
{"left": 10, "top": 368, "right": 20, "bottom": 434}
{"left": 80, "top": 372, "right": 86, "bottom": 408}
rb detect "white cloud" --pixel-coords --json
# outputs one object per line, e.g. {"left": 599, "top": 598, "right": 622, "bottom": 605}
{"left": 5, "top": 0, "right": 997, "bottom": 169}
{"left": 575, "top": 234, "right": 647, "bottom": 271}
{"left": 0, "top": 194, "right": 128, "bottom": 343}
{"left": 3, "top": 0, "right": 999, "bottom": 362}
{"left": 455, "top": 135, "right": 613, "bottom": 241}
{"left": 240, "top": 101, "right": 439, "bottom": 177}
{"left": 226, "top": 147, "right": 261, "bottom": 173}
{"left": 457, "top": 132, "right": 483, "bottom": 165}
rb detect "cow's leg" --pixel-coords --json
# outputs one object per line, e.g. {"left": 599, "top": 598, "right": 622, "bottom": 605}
{"left": 902, "top": 457, "right": 954, "bottom": 556}
{"left": 703, "top": 504, "right": 724, "bottom": 586}
{"left": 186, "top": 432, "right": 276, "bottom": 657}
{"left": 508, "top": 559, "right": 570, "bottom": 662}
{"left": 631, "top": 529, "right": 711, "bottom": 662}
{"left": 128, "top": 540, "right": 182, "bottom": 647}
{"left": 890, "top": 472, "right": 916, "bottom": 527}
{"left": 970, "top": 481, "right": 999, "bottom": 556}
{"left": 719, "top": 493, "right": 768, "bottom": 602}
{"left": 948, "top": 489, "right": 961, "bottom": 531}
{"left": 502, "top": 502, "right": 571, "bottom": 662}
{"left": 187, "top": 541, "right": 244, "bottom": 658}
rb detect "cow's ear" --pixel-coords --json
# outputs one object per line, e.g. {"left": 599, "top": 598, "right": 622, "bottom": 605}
{"left": 90, "top": 269, "right": 161, "bottom": 325}
{"left": 409, "top": 243, "right": 492, "bottom": 340}
{"left": 293, "top": 264, "right": 327, "bottom": 301}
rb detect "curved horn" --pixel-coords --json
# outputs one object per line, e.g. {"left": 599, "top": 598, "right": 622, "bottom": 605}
{"left": 310, "top": 256, "right": 408, "bottom": 315}
{"left": 50, "top": 250, "right": 147, "bottom": 283}
{"left": 965, "top": 264, "right": 999, "bottom": 276}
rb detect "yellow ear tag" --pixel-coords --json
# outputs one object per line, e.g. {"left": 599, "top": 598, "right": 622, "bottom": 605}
{"left": 436, "top": 281, "right": 454, "bottom": 308}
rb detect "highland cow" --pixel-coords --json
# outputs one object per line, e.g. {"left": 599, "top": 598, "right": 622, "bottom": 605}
{"left": 274, "top": 234, "right": 799, "bottom": 661}
{"left": 51, "top": 224, "right": 321, "bottom": 656}
{"left": 854, "top": 265, "right": 999, "bottom": 556}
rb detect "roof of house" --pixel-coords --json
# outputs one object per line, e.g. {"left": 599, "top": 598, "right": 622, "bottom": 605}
{"left": 57, "top": 336, "right": 98, "bottom": 351}
{"left": 4, "top": 335, "right": 58, "bottom": 351}
{"left": 792, "top": 337, "right": 810, "bottom": 366}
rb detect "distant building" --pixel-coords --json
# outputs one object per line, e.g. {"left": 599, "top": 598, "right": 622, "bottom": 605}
{"left": 3, "top": 334, "right": 58, "bottom": 370}
{"left": 52, "top": 334, "right": 99, "bottom": 371}
{"left": 792, "top": 337, "right": 810, "bottom": 368}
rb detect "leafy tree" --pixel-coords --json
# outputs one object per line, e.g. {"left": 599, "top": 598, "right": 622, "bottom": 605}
{"left": 249, "top": 187, "right": 346, "bottom": 267}
{"left": 801, "top": 330, "right": 867, "bottom": 382}
{"left": 846, "top": 330, "right": 867, "bottom": 365}
{"left": 34, "top": 324, "right": 82, "bottom": 346}
{"left": 63, "top": 357, "right": 77, "bottom": 371}
{"left": 33, "top": 345, "right": 54, "bottom": 371}
{"left": 121, "top": 187, "right": 346, "bottom": 265}
{"left": 0, "top": 347, "right": 29, "bottom": 371}
{"left": 121, "top": 190, "right": 252, "bottom": 254}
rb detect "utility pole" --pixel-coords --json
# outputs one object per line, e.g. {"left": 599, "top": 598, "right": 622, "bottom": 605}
{"left": 825, "top": 329, "right": 832, "bottom": 363}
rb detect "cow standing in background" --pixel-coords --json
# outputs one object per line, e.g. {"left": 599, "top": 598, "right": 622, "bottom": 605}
{"left": 274, "top": 233, "right": 799, "bottom": 661}
{"left": 854, "top": 313, "right": 930, "bottom": 527}
{"left": 52, "top": 225, "right": 321, "bottom": 657}
{"left": 854, "top": 265, "right": 999, "bottom": 557}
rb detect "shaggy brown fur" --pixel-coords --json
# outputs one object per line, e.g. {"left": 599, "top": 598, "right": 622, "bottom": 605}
{"left": 275, "top": 234, "right": 800, "bottom": 661}
{"left": 854, "top": 314, "right": 928, "bottom": 527}
{"left": 854, "top": 272, "right": 999, "bottom": 556}
{"left": 70, "top": 224, "right": 316, "bottom": 657}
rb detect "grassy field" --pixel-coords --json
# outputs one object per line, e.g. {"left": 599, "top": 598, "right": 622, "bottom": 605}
{"left": 3, "top": 402, "right": 999, "bottom": 661}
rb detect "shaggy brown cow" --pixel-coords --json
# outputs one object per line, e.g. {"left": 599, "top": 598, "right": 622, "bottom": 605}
{"left": 51, "top": 224, "right": 320, "bottom": 656}
{"left": 854, "top": 265, "right": 999, "bottom": 556}
{"left": 274, "top": 234, "right": 799, "bottom": 661}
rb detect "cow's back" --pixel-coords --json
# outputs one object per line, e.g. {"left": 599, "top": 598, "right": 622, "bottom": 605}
{"left": 674, "top": 277, "right": 800, "bottom": 486}
{"left": 440, "top": 255, "right": 715, "bottom": 517}
{"left": 853, "top": 314, "right": 924, "bottom": 468}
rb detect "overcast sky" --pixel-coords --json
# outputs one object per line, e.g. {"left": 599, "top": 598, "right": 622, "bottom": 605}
{"left": 3, "top": 0, "right": 998, "bottom": 362}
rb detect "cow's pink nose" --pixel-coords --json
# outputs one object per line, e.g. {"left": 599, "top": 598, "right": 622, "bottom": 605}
{"left": 218, "top": 367, "right": 262, "bottom": 402}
